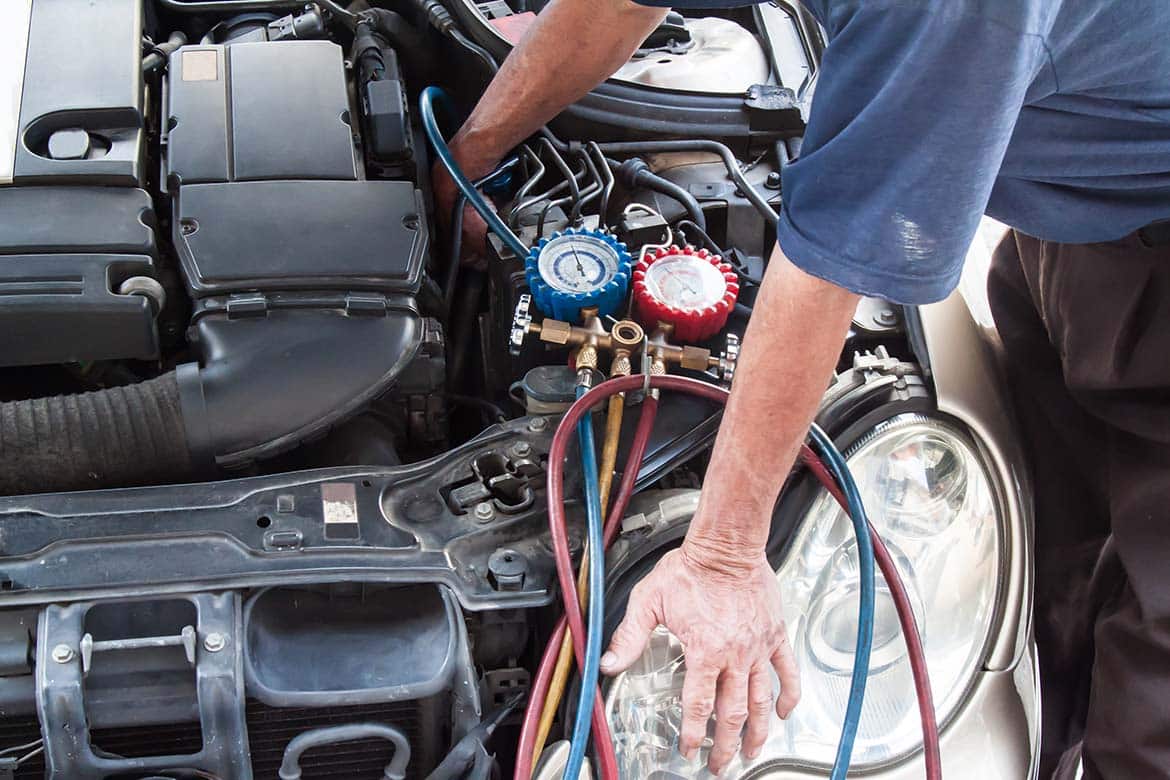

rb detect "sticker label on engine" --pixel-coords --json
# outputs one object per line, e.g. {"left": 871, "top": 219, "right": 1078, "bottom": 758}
{"left": 321, "top": 483, "right": 360, "bottom": 540}
{"left": 182, "top": 49, "right": 219, "bottom": 82}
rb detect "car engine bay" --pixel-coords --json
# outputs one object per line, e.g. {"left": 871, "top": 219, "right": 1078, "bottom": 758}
{"left": 0, "top": 1, "right": 1028, "bottom": 779}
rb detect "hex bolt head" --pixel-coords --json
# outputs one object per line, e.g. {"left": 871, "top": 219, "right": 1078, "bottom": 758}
{"left": 512, "top": 441, "right": 532, "bottom": 458}
{"left": 876, "top": 309, "right": 898, "bottom": 327}
{"left": 203, "top": 632, "right": 227, "bottom": 653}
{"left": 51, "top": 644, "right": 74, "bottom": 664}
{"left": 474, "top": 502, "right": 496, "bottom": 523}
{"left": 527, "top": 416, "right": 548, "bottom": 433}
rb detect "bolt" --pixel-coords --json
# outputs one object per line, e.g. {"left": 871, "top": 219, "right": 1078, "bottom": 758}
{"left": 765, "top": 171, "right": 782, "bottom": 190}
{"left": 203, "top": 632, "right": 227, "bottom": 653}
{"left": 512, "top": 441, "right": 532, "bottom": 458}
{"left": 876, "top": 309, "right": 897, "bottom": 327}
{"left": 528, "top": 416, "right": 548, "bottom": 433}
{"left": 51, "top": 644, "right": 74, "bottom": 664}
{"left": 474, "top": 502, "right": 496, "bottom": 523}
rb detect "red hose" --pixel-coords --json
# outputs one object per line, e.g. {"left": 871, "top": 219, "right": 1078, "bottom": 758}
{"left": 801, "top": 450, "right": 942, "bottom": 779}
{"left": 514, "top": 395, "right": 659, "bottom": 780}
{"left": 534, "top": 374, "right": 940, "bottom": 780}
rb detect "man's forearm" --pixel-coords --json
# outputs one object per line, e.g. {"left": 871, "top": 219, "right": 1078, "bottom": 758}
{"left": 683, "top": 249, "right": 859, "bottom": 572}
{"left": 449, "top": 0, "right": 668, "bottom": 175}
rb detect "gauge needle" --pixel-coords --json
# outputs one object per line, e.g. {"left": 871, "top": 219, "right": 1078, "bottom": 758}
{"left": 571, "top": 247, "right": 585, "bottom": 276}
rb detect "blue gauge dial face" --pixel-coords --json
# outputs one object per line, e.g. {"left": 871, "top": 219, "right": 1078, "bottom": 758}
{"left": 537, "top": 234, "right": 621, "bottom": 294}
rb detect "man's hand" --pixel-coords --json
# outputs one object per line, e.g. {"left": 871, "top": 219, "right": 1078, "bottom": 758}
{"left": 601, "top": 251, "right": 860, "bottom": 775}
{"left": 601, "top": 545, "right": 800, "bottom": 775}
{"left": 432, "top": 144, "right": 494, "bottom": 266}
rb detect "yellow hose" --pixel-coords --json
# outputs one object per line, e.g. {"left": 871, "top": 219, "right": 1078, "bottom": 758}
{"left": 531, "top": 393, "right": 625, "bottom": 771}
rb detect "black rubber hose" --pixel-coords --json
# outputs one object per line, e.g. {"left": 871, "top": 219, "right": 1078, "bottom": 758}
{"left": 613, "top": 158, "right": 707, "bottom": 231}
{"left": 0, "top": 373, "right": 193, "bottom": 496}
{"left": 278, "top": 723, "right": 411, "bottom": 780}
{"left": 142, "top": 31, "right": 187, "bottom": 73}
{"left": 364, "top": 8, "right": 440, "bottom": 79}
{"left": 599, "top": 139, "right": 779, "bottom": 226}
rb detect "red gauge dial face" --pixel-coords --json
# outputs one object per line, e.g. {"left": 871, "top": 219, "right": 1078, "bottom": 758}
{"left": 632, "top": 246, "right": 740, "bottom": 343}
{"left": 641, "top": 252, "right": 729, "bottom": 311}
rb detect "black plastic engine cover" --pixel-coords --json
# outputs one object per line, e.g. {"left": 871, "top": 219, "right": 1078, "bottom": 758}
{"left": 174, "top": 180, "right": 427, "bottom": 295}
{"left": 0, "top": 187, "right": 158, "bottom": 367}
{"left": 165, "top": 41, "right": 356, "bottom": 184}
{"left": 14, "top": 0, "right": 144, "bottom": 185}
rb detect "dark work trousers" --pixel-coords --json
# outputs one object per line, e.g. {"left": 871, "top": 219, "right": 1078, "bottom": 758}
{"left": 987, "top": 230, "right": 1170, "bottom": 779}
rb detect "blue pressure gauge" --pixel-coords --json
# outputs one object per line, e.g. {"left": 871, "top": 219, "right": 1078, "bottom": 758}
{"left": 524, "top": 228, "right": 633, "bottom": 322}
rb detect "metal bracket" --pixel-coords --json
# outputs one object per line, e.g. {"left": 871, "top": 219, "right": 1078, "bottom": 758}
{"left": 36, "top": 593, "right": 252, "bottom": 779}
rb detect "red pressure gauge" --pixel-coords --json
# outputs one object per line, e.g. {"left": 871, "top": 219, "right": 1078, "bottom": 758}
{"left": 632, "top": 246, "right": 739, "bottom": 342}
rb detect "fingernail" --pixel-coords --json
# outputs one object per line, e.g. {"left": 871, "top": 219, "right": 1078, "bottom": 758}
{"left": 600, "top": 652, "right": 616, "bottom": 671}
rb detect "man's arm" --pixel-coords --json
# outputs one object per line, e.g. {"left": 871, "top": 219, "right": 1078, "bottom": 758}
{"left": 435, "top": 0, "right": 668, "bottom": 256}
{"left": 601, "top": 245, "right": 858, "bottom": 774}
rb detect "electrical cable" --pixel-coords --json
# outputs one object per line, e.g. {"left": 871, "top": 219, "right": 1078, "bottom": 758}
{"left": 801, "top": 453, "right": 942, "bottom": 780}
{"left": 674, "top": 218, "right": 723, "bottom": 255}
{"left": 419, "top": 87, "right": 529, "bottom": 259}
{"left": 444, "top": 194, "right": 465, "bottom": 316}
{"left": 610, "top": 158, "right": 707, "bottom": 232}
{"left": 588, "top": 143, "right": 616, "bottom": 230}
{"left": 544, "top": 375, "right": 875, "bottom": 780}
{"left": 530, "top": 392, "right": 625, "bottom": 768}
{"left": 562, "top": 383, "right": 607, "bottom": 780}
{"left": 514, "top": 397, "right": 660, "bottom": 780}
{"left": 540, "top": 139, "right": 583, "bottom": 225}
{"left": 597, "top": 140, "right": 779, "bottom": 227}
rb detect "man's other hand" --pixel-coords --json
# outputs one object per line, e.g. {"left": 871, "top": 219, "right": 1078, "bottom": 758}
{"left": 601, "top": 544, "right": 800, "bottom": 775}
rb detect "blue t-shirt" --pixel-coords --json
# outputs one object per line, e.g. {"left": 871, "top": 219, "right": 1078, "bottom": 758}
{"left": 635, "top": 0, "right": 1170, "bottom": 303}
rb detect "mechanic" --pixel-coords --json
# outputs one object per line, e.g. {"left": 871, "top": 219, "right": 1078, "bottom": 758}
{"left": 434, "top": 1, "right": 1170, "bottom": 777}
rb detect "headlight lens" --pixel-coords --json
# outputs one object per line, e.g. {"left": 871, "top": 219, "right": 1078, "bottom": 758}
{"left": 606, "top": 415, "right": 1001, "bottom": 777}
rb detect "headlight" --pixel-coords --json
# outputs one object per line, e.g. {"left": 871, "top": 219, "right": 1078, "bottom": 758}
{"left": 606, "top": 415, "right": 1002, "bottom": 777}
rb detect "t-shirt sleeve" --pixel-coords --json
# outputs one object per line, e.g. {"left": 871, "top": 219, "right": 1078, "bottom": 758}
{"left": 776, "top": 4, "right": 1048, "bottom": 304}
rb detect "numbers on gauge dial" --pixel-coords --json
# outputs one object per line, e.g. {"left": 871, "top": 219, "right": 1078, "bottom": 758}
{"left": 643, "top": 254, "right": 728, "bottom": 311}
{"left": 537, "top": 234, "right": 622, "bottom": 294}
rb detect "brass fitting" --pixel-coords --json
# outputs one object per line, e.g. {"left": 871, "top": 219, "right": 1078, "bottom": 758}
{"left": 646, "top": 323, "right": 739, "bottom": 384}
{"left": 512, "top": 296, "right": 646, "bottom": 380}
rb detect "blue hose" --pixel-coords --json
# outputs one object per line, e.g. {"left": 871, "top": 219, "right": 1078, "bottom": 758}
{"left": 808, "top": 423, "right": 875, "bottom": 780}
{"left": 418, "top": 87, "right": 530, "bottom": 260}
{"left": 564, "top": 383, "right": 605, "bottom": 780}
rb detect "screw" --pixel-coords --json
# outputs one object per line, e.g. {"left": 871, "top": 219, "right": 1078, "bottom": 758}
{"left": 528, "top": 417, "right": 548, "bottom": 433}
{"left": 474, "top": 502, "right": 495, "bottom": 523}
{"left": 203, "top": 632, "right": 227, "bottom": 653}
{"left": 765, "top": 171, "right": 782, "bottom": 190}
{"left": 51, "top": 644, "right": 73, "bottom": 664}
{"left": 180, "top": 220, "right": 197, "bottom": 235}
{"left": 876, "top": 309, "right": 897, "bottom": 327}
{"left": 512, "top": 441, "right": 532, "bottom": 458}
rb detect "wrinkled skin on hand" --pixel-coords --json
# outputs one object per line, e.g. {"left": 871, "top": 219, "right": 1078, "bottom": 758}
{"left": 601, "top": 546, "right": 800, "bottom": 776}
{"left": 431, "top": 157, "right": 492, "bottom": 269}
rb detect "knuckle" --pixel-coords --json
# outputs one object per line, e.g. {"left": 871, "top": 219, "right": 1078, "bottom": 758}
{"left": 750, "top": 691, "right": 774, "bottom": 713}
{"left": 683, "top": 696, "right": 715, "bottom": 721}
{"left": 721, "top": 707, "right": 749, "bottom": 728}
